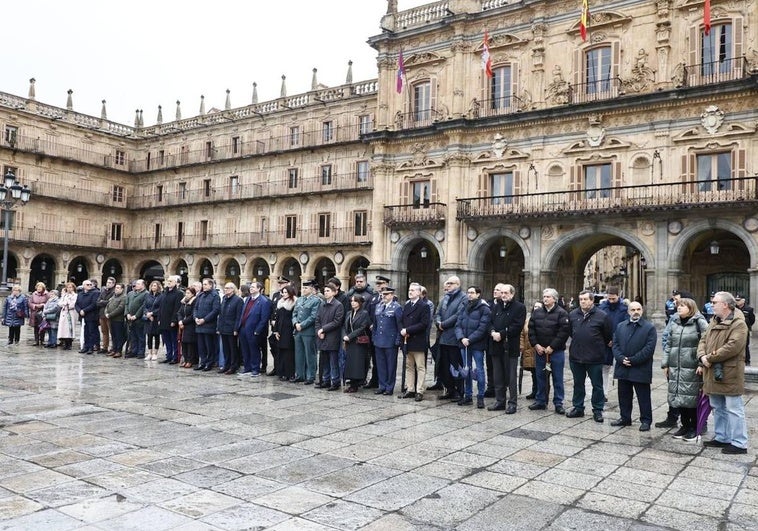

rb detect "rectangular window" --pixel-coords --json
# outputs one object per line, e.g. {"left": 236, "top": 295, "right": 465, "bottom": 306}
{"left": 354, "top": 211, "right": 368, "bottom": 237}
{"left": 322, "top": 121, "right": 333, "bottom": 142}
{"left": 412, "top": 180, "right": 431, "bottom": 208}
{"left": 232, "top": 136, "right": 240, "bottom": 154}
{"left": 584, "top": 163, "right": 612, "bottom": 198}
{"left": 702, "top": 24, "right": 733, "bottom": 75}
{"left": 585, "top": 46, "right": 613, "bottom": 94}
{"left": 260, "top": 217, "right": 267, "bottom": 237}
{"left": 356, "top": 161, "right": 369, "bottom": 183}
{"left": 177, "top": 221, "right": 184, "bottom": 243}
{"left": 318, "top": 213, "right": 331, "bottom": 238}
{"left": 285, "top": 215, "right": 297, "bottom": 239}
{"left": 413, "top": 82, "right": 431, "bottom": 122}
{"left": 490, "top": 66, "right": 512, "bottom": 109}
{"left": 110, "top": 223, "right": 123, "bottom": 242}
{"left": 158, "top": 149, "right": 165, "bottom": 165}
{"left": 154, "top": 223, "right": 161, "bottom": 245}
{"left": 230, "top": 175, "right": 239, "bottom": 195}
{"left": 359, "top": 115, "right": 372, "bottom": 135}
{"left": 290, "top": 126, "right": 300, "bottom": 147}
{"left": 206, "top": 141, "right": 213, "bottom": 159}
{"left": 112, "top": 185, "right": 125, "bottom": 203}
{"left": 146, "top": 152, "right": 151, "bottom": 170}
{"left": 179, "top": 182, "right": 187, "bottom": 200}
{"left": 203, "top": 178, "right": 211, "bottom": 197}
{"left": 321, "top": 164, "right": 332, "bottom": 185}
{"left": 490, "top": 172, "right": 513, "bottom": 205}
{"left": 4, "top": 125, "right": 17, "bottom": 146}
{"left": 200, "top": 220, "right": 209, "bottom": 241}
{"left": 288, "top": 168, "right": 299, "bottom": 188}
{"left": 697, "top": 153, "right": 732, "bottom": 191}
{"left": 115, "top": 150, "right": 126, "bottom": 165}
{"left": 156, "top": 184, "right": 163, "bottom": 202}
{"left": 180, "top": 145, "right": 188, "bottom": 164}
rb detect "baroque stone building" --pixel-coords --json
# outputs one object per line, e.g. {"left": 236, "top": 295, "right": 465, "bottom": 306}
{"left": 1, "top": 0, "right": 757, "bottom": 326}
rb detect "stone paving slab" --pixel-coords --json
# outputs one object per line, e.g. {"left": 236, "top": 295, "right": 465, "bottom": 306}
{"left": 0, "top": 334, "right": 756, "bottom": 529}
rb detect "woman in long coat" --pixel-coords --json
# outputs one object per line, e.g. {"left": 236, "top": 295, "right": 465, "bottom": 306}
{"left": 42, "top": 290, "right": 60, "bottom": 348}
{"left": 177, "top": 285, "right": 198, "bottom": 368}
{"left": 342, "top": 295, "right": 371, "bottom": 393}
{"left": 143, "top": 280, "right": 163, "bottom": 360}
{"left": 3, "top": 285, "right": 28, "bottom": 345}
{"left": 520, "top": 302, "right": 540, "bottom": 399}
{"left": 57, "top": 282, "right": 78, "bottom": 350}
{"left": 273, "top": 284, "right": 297, "bottom": 380}
{"left": 28, "top": 282, "right": 49, "bottom": 346}
{"left": 662, "top": 297, "right": 708, "bottom": 441}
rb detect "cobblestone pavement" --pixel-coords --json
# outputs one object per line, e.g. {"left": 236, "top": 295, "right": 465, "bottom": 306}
{"left": 0, "top": 332, "right": 756, "bottom": 530}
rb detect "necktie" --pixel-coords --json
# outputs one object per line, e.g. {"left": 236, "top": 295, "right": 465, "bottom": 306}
{"left": 241, "top": 297, "right": 256, "bottom": 325}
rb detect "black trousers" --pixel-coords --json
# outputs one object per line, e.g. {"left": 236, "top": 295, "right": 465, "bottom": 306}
{"left": 492, "top": 354, "right": 518, "bottom": 406}
{"left": 485, "top": 350, "right": 495, "bottom": 390}
{"left": 617, "top": 379, "right": 652, "bottom": 424}
{"left": 439, "top": 344, "right": 462, "bottom": 396}
{"left": 220, "top": 334, "right": 240, "bottom": 371}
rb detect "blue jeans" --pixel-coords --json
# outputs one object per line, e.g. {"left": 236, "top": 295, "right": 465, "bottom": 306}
{"left": 535, "top": 349, "right": 565, "bottom": 407}
{"left": 709, "top": 394, "right": 749, "bottom": 449}
{"left": 463, "top": 349, "right": 486, "bottom": 399}
{"left": 47, "top": 328, "right": 58, "bottom": 347}
{"left": 569, "top": 360, "right": 604, "bottom": 412}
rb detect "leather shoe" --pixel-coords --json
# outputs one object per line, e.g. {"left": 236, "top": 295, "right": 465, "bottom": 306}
{"left": 159, "top": 359, "right": 170, "bottom": 364}
{"left": 565, "top": 408, "right": 585, "bottom": 418}
{"left": 169, "top": 360, "right": 179, "bottom": 365}
{"left": 414, "top": 393, "right": 423, "bottom": 402}
{"left": 78, "top": 349, "right": 89, "bottom": 354}
{"left": 525, "top": 393, "right": 536, "bottom": 400}
{"left": 554, "top": 406, "right": 566, "bottom": 415}
{"left": 439, "top": 393, "right": 457, "bottom": 400}
{"left": 202, "top": 366, "right": 213, "bottom": 372}
{"left": 703, "top": 439, "right": 730, "bottom": 448}
{"left": 610, "top": 419, "right": 631, "bottom": 427}
{"left": 721, "top": 444, "right": 747, "bottom": 454}
{"left": 593, "top": 411, "right": 604, "bottom": 423}
{"left": 457, "top": 396, "right": 473, "bottom": 406}
{"left": 505, "top": 404, "right": 517, "bottom": 414}
{"left": 194, "top": 365, "right": 205, "bottom": 371}
{"left": 374, "top": 389, "right": 385, "bottom": 395}
{"left": 639, "top": 423, "right": 651, "bottom": 432}
{"left": 327, "top": 385, "right": 340, "bottom": 391}
{"left": 528, "top": 403, "right": 546, "bottom": 410}
{"left": 363, "top": 381, "right": 379, "bottom": 389}
{"left": 398, "top": 391, "right": 416, "bottom": 399}
{"left": 488, "top": 402, "right": 506, "bottom": 411}
{"left": 426, "top": 382, "right": 443, "bottom": 391}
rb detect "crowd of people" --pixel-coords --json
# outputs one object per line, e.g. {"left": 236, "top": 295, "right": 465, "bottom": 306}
{"left": 2, "top": 275, "right": 750, "bottom": 454}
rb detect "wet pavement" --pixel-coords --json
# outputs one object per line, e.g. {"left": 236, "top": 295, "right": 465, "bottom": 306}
{"left": 0, "top": 332, "right": 756, "bottom": 530}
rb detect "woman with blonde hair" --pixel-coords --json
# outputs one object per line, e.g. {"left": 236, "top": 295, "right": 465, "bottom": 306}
{"left": 662, "top": 297, "right": 708, "bottom": 442}
{"left": 28, "top": 281, "right": 49, "bottom": 346}
{"left": 57, "top": 282, "right": 78, "bottom": 350}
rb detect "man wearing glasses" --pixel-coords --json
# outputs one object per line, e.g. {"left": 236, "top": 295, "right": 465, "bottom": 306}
{"left": 698, "top": 292, "right": 749, "bottom": 454}
{"left": 76, "top": 280, "right": 100, "bottom": 354}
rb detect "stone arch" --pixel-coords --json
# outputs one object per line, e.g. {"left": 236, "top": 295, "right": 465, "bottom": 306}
{"left": 390, "top": 232, "right": 444, "bottom": 270}
{"left": 668, "top": 219, "right": 757, "bottom": 269}
{"left": 543, "top": 226, "right": 656, "bottom": 272}
{"left": 467, "top": 227, "right": 530, "bottom": 269}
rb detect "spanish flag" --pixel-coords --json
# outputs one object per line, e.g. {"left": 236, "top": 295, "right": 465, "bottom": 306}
{"left": 580, "top": 0, "right": 589, "bottom": 42}
{"left": 482, "top": 31, "right": 493, "bottom": 78}
{"left": 704, "top": 0, "right": 711, "bottom": 36}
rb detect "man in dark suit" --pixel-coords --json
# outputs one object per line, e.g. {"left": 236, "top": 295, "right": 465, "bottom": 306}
{"left": 488, "top": 283, "right": 526, "bottom": 413}
{"left": 399, "top": 283, "right": 431, "bottom": 401}
{"left": 237, "top": 281, "right": 272, "bottom": 377}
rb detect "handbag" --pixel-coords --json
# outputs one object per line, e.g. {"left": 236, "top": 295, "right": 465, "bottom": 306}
{"left": 15, "top": 309, "right": 25, "bottom": 318}
{"left": 357, "top": 335, "right": 370, "bottom": 344}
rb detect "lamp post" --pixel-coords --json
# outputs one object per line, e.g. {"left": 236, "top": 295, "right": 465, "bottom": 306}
{"left": 0, "top": 168, "right": 31, "bottom": 296}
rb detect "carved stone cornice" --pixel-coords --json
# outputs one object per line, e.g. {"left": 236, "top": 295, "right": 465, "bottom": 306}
{"left": 567, "top": 10, "right": 633, "bottom": 37}
{"left": 404, "top": 51, "right": 446, "bottom": 68}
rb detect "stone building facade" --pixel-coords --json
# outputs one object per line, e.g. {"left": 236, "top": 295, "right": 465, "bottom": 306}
{"left": 1, "top": 0, "right": 757, "bottom": 326}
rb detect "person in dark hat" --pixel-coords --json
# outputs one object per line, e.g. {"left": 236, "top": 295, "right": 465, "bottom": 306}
{"left": 292, "top": 279, "right": 321, "bottom": 384}
{"left": 735, "top": 294, "right": 754, "bottom": 365}
{"left": 372, "top": 286, "right": 403, "bottom": 395}
{"left": 364, "top": 276, "right": 393, "bottom": 388}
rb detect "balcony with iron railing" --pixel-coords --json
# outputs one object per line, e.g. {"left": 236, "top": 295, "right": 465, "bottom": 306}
{"left": 456, "top": 176, "right": 758, "bottom": 221}
{"left": 470, "top": 96, "right": 524, "bottom": 118}
{"left": 384, "top": 202, "right": 446, "bottom": 227}
{"left": 127, "top": 172, "right": 373, "bottom": 209}
{"left": 567, "top": 77, "right": 624, "bottom": 105}
{"left": 677, "top": 56, "right": 750, "bottom": 89}
{"left": 11, "top": 227, "right": 108, "bottom": 248}
{"left": 30, "top": 180, "right": 129, "bottom": 208}
{"left": 123, "top": 226, "right": 371, "bottom": 251}
{"left": 394, "top": 109, "right": 445, "bottom": 130}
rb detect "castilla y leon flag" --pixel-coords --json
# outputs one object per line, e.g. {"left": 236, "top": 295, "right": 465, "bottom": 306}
{"left": 704, "top": 0, "right": 711, "bottom": 35}
{"left": 482, "top": 30, "right": 493, "bottom": 78}
{"left": 580, "top": 0, "right": 590, "bottom": 42}
{"left": 396, "top": 49, "right": 406, "bottom": 94}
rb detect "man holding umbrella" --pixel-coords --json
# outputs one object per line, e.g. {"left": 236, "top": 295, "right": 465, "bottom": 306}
{"left": 698, "top": 291, "right": 749, "bottom": 454}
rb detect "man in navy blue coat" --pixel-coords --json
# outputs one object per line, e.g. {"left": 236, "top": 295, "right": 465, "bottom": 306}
{"left": 372, "top": 286, "right": 403, "bottom": 395}
{"left": 217, "top": 282, "right": 243, "bottom": 374}
{"left": 75, "top": 279, "right": 100, "bottom": 354}
{"left": 237, "top": 281, "right": 272, "bottom": 377}
{"left": 399, "top": 283, "right": 430, "bottom": 401}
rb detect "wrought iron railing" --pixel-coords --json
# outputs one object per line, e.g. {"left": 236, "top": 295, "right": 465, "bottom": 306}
{"left": 384, "top": 202, "right": 446, "bottom": 226}
{"left": 456, "top": 176, "right": 758, "bottom": 220}
{"left": 679, "top": 56, "right": 749, "bottom": 88}
{"left": 394, "top": 109, "right": 445, "bottom": 130}
{"left": 470, "top": 96, "right": 524, "bottom": 118}
{"left": 568, "top": 77, "right": 624, "bottom": 104}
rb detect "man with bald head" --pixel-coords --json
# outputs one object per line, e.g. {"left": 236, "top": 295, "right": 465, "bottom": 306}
{"left": 435, "top": 275, "right": 466, "bottom": 400}
{"left": 610, "top": 301, "right": 657, "bottom": 431}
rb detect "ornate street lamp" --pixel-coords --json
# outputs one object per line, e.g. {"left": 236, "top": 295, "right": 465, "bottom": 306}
{"left": 0, "top": 168, "right": 31, "bottom": 295}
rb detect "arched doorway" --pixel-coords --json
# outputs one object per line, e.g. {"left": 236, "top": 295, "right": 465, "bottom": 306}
{"left": 482, "top": 239, "right": 526, "bottom": 301}
{"left": 29, "top": 254, "right": 55, "bottom": 291}
{"left": 174, "top": 259, "right": 189, "bottom": 287}
{"left": 251, "top": 258, "right": 270, "bottom": 293}
{"left": 140, "top": 260, "right": 165, "bottom": 285}
{"left": 102, "top": 259, "right": 123, "bottom": 286}
{"left": 224, "top": 259, "right": 241, "bottom": 287}
{"left": 1, "top": 252, "right": 18, "bottom": 287}
{"left": 684, "top": 230, "right": 749, "bottom": 307}
{"left": 407, "top": 241, "right": 439, "bottom": 300}
{"left": 282, "top": 258, "right": 301, "bottom": 293}
{"left": 347, "top": 256, "right": 370, "bottom": 289}
{"left": 198, "top": 259, "right": 214, "bottom": 281}
{"left": 68, "top": 257, "right": 89, "bottom": 286}
{"left": 315, "top": 257, "right": 336, "bottom": 288}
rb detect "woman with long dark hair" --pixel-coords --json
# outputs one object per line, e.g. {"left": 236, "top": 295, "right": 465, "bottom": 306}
{"left": 178, "top": 283, "right": 199, "bottom": 368}
{"left": 273, "top": 284, "right": 297, "bottom": 380}
{"left": 342, "top": 294, "right": 371, "bottom": 393}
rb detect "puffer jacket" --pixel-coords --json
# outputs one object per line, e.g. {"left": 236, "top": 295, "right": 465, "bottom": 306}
{"left": 528, "top": 303, "right": 571, "bottom": 351}
{"left": 662, "top": 312, "right": 708, "bottom": 408}
{"left": 698, "top": 309, "right": 748, "bottom": 396}
{"left": 520, "top": 318, "right": 535, "bottom": 369}
{"left": 435, "top": 289, "right": 466, "bottom": 346}
{"left": 455, "top": 299, "right": 491, "bottom": 351}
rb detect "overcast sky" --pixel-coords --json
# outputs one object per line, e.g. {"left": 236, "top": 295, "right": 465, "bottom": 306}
{"left": 2, "top": 0, "right": 429, "bottom": 126}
